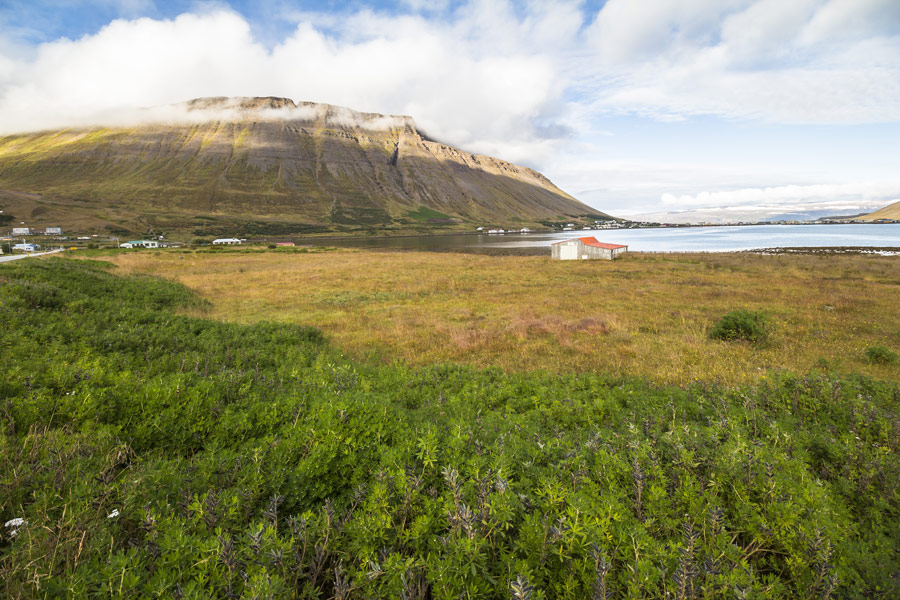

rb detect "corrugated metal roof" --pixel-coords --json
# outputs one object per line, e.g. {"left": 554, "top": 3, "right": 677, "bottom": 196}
{"left": 550, "top": 236, "right": 627, "bottom": 249}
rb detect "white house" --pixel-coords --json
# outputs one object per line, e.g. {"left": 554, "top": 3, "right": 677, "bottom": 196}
{"left": 12, "top": 227, "right": 31, "bottom": 236}
{"left": 212, "top": 238, "right": 242, "bottom": 245}
{"left": 121, "top": 240, "right": 158, "bottom": 249}
{"left": 45, "top": 227, "right": 63, "bottom": 235}
{"left": 13, "top": 243, "right": 39, "bottom": 252}
{"left": 551, "top": 237, "right": 627, "bottom": 260}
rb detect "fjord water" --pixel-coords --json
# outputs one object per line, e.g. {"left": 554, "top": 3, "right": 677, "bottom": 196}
{"left": 329, "top": 223, "right": 900, "bottom": 252}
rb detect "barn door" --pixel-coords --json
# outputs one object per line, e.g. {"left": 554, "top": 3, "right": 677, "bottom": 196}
{"left": 560, "top": 244, "right": 578, "bottom": 260}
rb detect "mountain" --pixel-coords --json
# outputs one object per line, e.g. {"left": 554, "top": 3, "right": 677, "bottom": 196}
{"left": 624, "top": 203, "right": 889, "bottom": 225}
{"left": 0, "top": 97, "right": 604, "bottom": 237}
{"left": 852, "top": 200, "right": 900, "bottom": 222}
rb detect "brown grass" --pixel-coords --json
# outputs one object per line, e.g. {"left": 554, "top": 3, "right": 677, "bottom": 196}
{"left": 100, "top": 248, "right": 900, "bottom": 386}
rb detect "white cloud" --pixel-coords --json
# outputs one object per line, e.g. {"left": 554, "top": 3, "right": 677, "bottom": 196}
{"left": 1, "top": 1, "right": 898, "bottom": 136}
{"left": 660, "top": 182, "right": 900, "bottom": 207}
{"left": 582, "top": 0, "right": 900, "bottom": 123}
{"left": 0, "top": 4, "right": 569, "bottom": 169}
{"left": 0, "top": 1, "right": 898, "bottom": 216}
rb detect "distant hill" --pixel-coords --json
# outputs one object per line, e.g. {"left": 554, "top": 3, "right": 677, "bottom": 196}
{"left": 853, "top": 200, "right": 900, "bottom": 222}
{"left": 0, "top": 97, "right": 606, "bottom": 237}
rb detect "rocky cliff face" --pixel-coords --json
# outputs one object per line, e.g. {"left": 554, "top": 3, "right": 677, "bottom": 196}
{"left": 0, "top": 97, "right": 604, "bottom": 235}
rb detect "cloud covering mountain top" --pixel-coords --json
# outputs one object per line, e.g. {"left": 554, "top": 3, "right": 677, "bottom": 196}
{"left": 1, "top": 0, "right": 898, "bottom": 218}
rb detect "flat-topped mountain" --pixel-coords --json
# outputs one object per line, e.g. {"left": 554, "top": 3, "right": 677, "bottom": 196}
{"left": 0, "top": 97, "right": 606, "bottom": 236}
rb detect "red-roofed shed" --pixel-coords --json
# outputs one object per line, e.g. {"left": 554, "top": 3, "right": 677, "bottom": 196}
{"left": 551, "top": 236, "right": 627, "bottom": 260}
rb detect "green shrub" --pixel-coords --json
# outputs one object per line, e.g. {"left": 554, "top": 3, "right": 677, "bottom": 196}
{"left": 8, "top": 281, "right": 66, "bottom": 310}
{"left": 709, "top": 309, "right": 770, "bottom": 343}
{"left": 1, "top": 260, "right": 899, "bottom": 598}
{"left": 865, "top": 345, "right": 898, "bottom": 365}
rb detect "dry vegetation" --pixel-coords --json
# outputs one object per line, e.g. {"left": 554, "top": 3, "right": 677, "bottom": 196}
{"left": 102, "top": 248, "right": 900, "bottom": 386}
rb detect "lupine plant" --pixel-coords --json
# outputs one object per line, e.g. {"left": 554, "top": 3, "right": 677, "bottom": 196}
{"left": 0, "top": 258, "right": 898, "bottom": 598}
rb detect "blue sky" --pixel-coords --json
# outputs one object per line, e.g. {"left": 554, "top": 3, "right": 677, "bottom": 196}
{"left": 1, "top": 0, "right": 899, "bottom": 220}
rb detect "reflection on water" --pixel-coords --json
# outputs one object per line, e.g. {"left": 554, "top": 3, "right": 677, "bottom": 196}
{"left": 323, "top": 224, "right": 900, "bottom": 253}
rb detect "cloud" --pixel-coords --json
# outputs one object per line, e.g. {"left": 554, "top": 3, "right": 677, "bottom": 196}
{"left": 617, "top": 173, "right": 900, "bottom": 221}
{"left": 61, "top": 97, "right": 418, "bottom": 132}
{"left": 2, "top": 1, "right": 898, "bottom": 139}
{"left": 0, "top": 4, "right": 570, "bottom": 170}
{"left": 1, "top": 1, "right": 898, "bottom": 132}
{"left": 582, "top": 0, "right": 900, "bottom": 123}
{"left": 0, "top": 1, "right": 898, "bottom": 216}
{"left": 661, "top": 181, "right": 900, "bottom": 206}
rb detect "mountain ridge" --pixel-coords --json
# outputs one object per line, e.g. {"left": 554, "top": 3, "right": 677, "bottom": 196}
{"left": 852, "top": 200, "right": 900, "bottom": 222}
{"left": 0, "top": 97, "right": 604, "bottom": 236}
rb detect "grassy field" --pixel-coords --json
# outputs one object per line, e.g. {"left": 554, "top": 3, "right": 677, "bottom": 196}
{"left": 2, "top": 258, "right": 898, "bottom": 598}
{"left": 100, "top": 248, "right": 900, "bottom": 386}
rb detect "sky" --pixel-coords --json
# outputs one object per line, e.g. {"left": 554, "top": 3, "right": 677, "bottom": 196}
{"left": 1, "top": 0, "right": 899, "bottom": 221}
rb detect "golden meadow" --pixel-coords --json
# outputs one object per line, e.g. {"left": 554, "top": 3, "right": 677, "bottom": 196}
{"left": 102, "top": 247, "right": 900, "bottom": 386}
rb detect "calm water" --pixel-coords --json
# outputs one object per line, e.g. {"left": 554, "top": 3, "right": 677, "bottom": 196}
{"left": 326, "top": 224, "right": 900, "bottom": 253}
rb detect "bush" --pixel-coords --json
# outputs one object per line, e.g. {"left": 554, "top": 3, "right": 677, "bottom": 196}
{"left": 709, "top": 309, "right": 770, "bottom": 344}
{"left": 8, "top": 281, "right": 66, "bottom": 310}
{"left": 865, "top": 345, "right": 898, "bottom": 365}
{"left": 2, "top": 260, "right": 900, "bottom": 598}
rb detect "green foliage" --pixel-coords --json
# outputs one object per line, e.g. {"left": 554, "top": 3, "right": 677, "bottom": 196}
{"left": 193, "top": 221, "right": 331, "bottom": 237}
{"left": 709, "top": 309, "right": 771, "bottom": 344}
{"left": 405, "top": 206, "right": 455, "bottom": 221}
{"left": 0, "top": 259, "right": 898, "bottom": 598}
{"left": 866, "top": 345, "right": 898, "bottom": 365}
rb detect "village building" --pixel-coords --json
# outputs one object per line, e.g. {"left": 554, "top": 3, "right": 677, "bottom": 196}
{"left": 12, "top": 227, "right": 31, "bottom": 236}
{"left": 551, "top": 237, "right": 627, "bottom": 260}
{"left": 212, "top": 238, "right": 242, "bottom": 245}
{"left": 44, "top": 227, "right": 63, "bottom": 235}
{"left": 120, "top": 240, "right": 159, "bottom": 249}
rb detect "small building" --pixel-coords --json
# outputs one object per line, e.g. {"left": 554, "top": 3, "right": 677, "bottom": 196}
{"left": 551, "top": 237, "right": 627, "bottom": 260}
{"left": 44, "top": 227, "right": 63, "bottom": 235}
{"left": 275, "top": 242, "right": 295, "bottom": 247}
{"left": 12, "top": 227, "right": 31, "bottom": 236}
{"left": 122, "top": 240, "right": 159, "bottom": 249}
{"left": 213, "top": 238, "right": 242, "bottom": 245}
{"left": 13, "top": 243, "right": 39, "bottom": 252}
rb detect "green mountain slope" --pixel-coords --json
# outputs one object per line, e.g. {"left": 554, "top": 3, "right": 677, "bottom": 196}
{"left": 0, "top": 97, "right": 605, "bottom": 236}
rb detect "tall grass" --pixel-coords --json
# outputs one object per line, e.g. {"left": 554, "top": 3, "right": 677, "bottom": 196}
{"left": 103, "top": 249, "right": 900, "bottom": 386}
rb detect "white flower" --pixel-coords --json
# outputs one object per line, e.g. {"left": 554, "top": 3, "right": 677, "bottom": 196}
{"left": 4, "top": 518, "right": 26, "bottom": 537}
{"left": 107, "top": 509, "right": 120, "bottom": 519}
